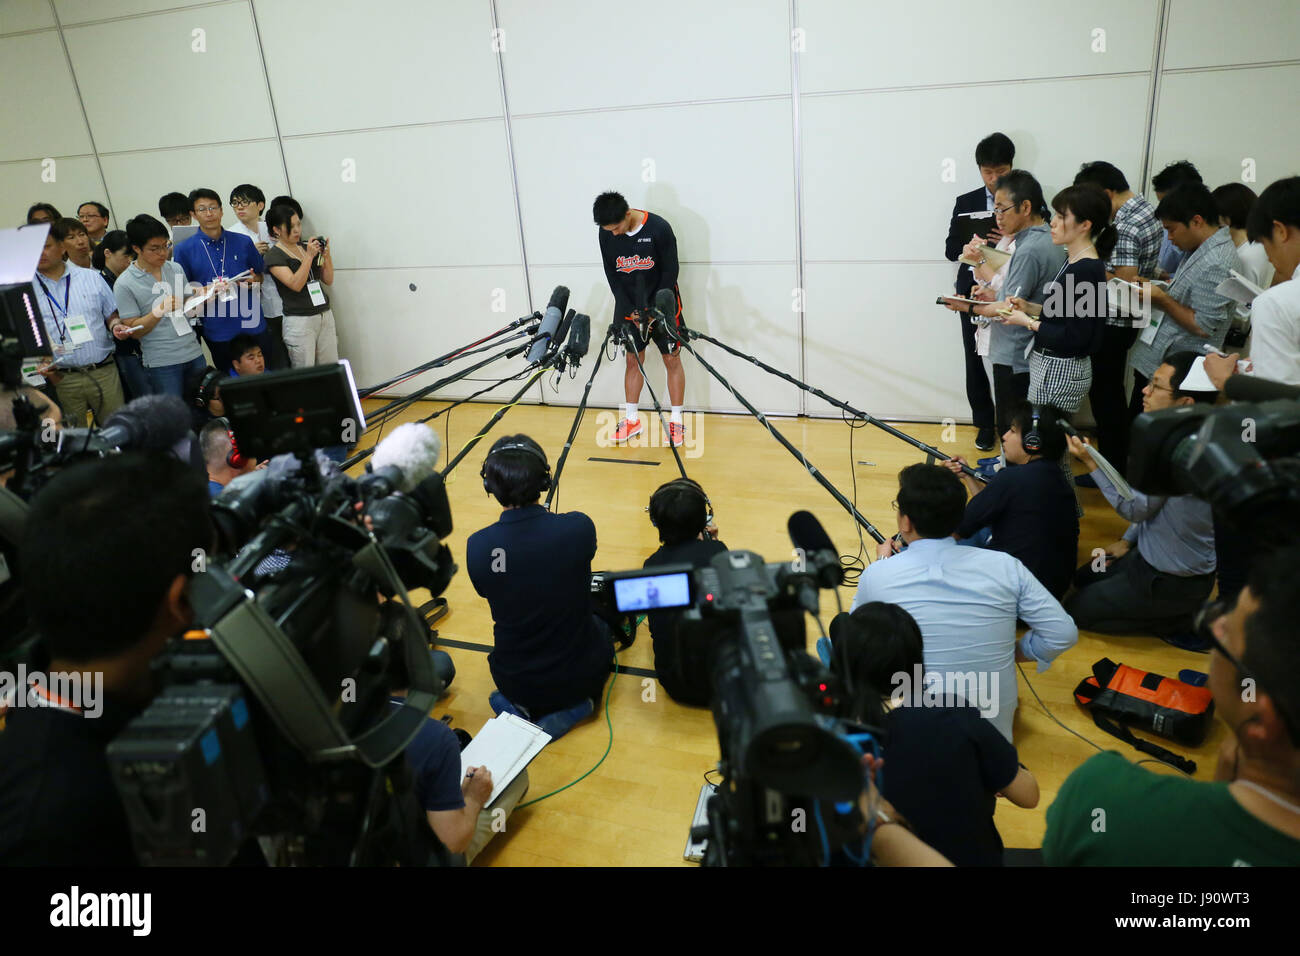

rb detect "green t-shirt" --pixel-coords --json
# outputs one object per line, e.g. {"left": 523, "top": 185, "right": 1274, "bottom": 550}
{"left": 1044, "top": 751, "right": 1300, "bottom": 866}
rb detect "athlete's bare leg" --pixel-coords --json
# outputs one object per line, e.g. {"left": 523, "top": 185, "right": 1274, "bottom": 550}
{"left": 625, "top": 350, "right": 645, "bottom": 407}
{"left": 663, "top": 350, "right": 685, "bottom": 406}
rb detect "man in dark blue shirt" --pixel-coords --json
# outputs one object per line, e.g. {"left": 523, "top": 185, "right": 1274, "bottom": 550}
{"left": 466, "top": 435, "right": 614, "bottom": 739}
{"left": 944, "top": 401, "right": 1078, "bottom": 598}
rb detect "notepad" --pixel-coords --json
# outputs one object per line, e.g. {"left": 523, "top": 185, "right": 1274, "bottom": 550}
{"left": 959, "top": 244, "right": 1012, "bottom": 271}
{"left": 460, "top": 712, "right": 551, "bottom": 806}
{"left": 1215, "top": 269, "right": 1265, "bottom": 307}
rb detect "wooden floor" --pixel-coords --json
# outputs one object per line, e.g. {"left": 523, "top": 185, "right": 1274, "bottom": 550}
{"left": 351, "top": 397, "right": 1224, "bottom": 866}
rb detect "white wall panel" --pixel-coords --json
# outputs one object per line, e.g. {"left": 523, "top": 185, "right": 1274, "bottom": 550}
{"left": 804, "top": 262, "right": 971, "bottom": 422}
{"left": 53, "top": 0, "right": 228, "bottom": 25}
{"left": 0, "top": 32, "right": 94, "bottom": 161}
{"left": 63, "top": 3, "right": 274, "bottom": 154}
{"left": 256, "top": 0, "right": 503, "bottom": 136}
{"left": 802, "top": 74, "right": 1151, "bottom": 263}
{"left": 497, "top": 0, "right": 790, "bottom": 115}
{"left": 1, "top": 1, "right": 56, "bottom": 34}
{"left": 1164, "top": 0, "right": 1300, "bottom": 68}
{"left": 0, "top": 156, "right": 106, "bottom": 228}
{"left": 280, "top": 121, "right": 520, "bottom": 270}
{"left": 328, "top": 264, "right": 530, "bottom": 404}
{"left": 537, "top": 263, "right": 801, "bottom": 415}
{"left": 798, "top": 0, "right": 1159, "bottom": 93}
{"left": 98, "top": 139, "right": 287, "bottom": 230}
{"left": 514, "top": 98, "right": 796, "bottom": 267}
{"left": 1151, "top": 66, "right": 1300, "bottom": 190}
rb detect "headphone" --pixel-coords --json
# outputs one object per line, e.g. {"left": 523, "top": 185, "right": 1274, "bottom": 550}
{"left": 647, "top": 477, "right": 714, "bottom": 534}
{"left": 215, "top": 416, "right": 247, "bottom": 469}
{"left": 480, "top": 440, "right": 551, "bottom": 494}
{"left": 1022, "top": 405, "right": 1043, "bottom": 454}
{"left": 194, "top": 367, "right": 221, "bottom": 408}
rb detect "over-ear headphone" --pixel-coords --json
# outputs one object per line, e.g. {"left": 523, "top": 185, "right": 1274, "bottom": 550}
{"left": 647, "top": 477, "right": 713, "bottom": 531}
{"left": 480, "top": 440, "right": 551, "bottom": 494}
{"left": 1022, "top": 405, "right": 1043, "bottom": 453}
{"left": 215, "top": 417, "right": 247, "bottom": 468}
{"left": 194, "top": 367, "right": 221, "bottom": 408}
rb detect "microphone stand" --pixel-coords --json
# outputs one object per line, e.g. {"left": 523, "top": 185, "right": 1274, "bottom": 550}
{"left": 359, "top": 313, "right": 540, "bottom": 399}
{"left": 665, "top": 325, "right": 887, "bottom": 543}
{"left": 545, "top": 321, "right": 617, "bottom": 510}
{"left": 618, "top": 320, "right": 689, "bottom": 480}
{"left": 342, "top": 337, "right": 534, "bottom": 470}
{"left": 678, "top": 327, "right": 987, "bottom": 484}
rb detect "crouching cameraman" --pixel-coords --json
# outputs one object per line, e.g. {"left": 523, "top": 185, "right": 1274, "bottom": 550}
{"left": 467, "top": 435, "right": 615, "bottom": 740}
{"left": 642, "top": 477, "right": 725, "bottom": 705}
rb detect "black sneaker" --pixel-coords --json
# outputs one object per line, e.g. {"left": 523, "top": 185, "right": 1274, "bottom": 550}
{"left": 975, "top": 427, "right": 996, "bottom": 451}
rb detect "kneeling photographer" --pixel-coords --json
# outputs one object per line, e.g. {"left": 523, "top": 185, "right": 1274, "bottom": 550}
{"left": 467, "top": 435, "right": 615, "bottom": 740}
{"left": 641, "top": 477, "right": 725, "bottom": 705}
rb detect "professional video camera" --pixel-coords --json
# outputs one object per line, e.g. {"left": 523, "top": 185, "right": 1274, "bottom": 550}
{"left": 596, "top": 513, "right": 874, "bottom": 865}
{"left": 1128, "top": 374, "right": 1300, "bottom": 548}
{"left": 105, "top": 362, "right": 459, "bottom": 866}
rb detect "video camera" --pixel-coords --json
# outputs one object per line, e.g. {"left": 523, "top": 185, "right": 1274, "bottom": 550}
{"left": 1128, "top": 375, "right": 1300, "bottom": 548}
{"left": 104, "top": 363, "right": 459, "bottom": 866}
{"left": 595, "top": 513, "right": 873, "bottom": 866}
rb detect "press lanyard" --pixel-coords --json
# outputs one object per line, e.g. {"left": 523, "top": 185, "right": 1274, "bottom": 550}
{"left": 201, "top": 231, "right": 229, "bottom": 278}
{"left": 35, "top": 272, "right": 71, "bottom": 340}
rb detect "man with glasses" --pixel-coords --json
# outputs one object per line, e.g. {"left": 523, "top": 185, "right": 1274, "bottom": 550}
{"left": 172, "top": 187, "right": 279, "bottom": 376}
{"left": 1044, "top": 548, "right": 1300, "bottom": 865}
{"left": 77, "top": 201, "right": 110, "bottom": 246}
{"left": 1062, "top": 351, "right": 1217, "bottom": 644}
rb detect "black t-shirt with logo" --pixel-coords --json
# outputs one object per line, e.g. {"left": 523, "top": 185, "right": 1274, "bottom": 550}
{"left": 598, "top": 211, "right": 680, "bottom": 319}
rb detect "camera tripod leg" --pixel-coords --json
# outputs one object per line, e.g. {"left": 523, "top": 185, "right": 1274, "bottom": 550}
{"left": 546, "top": 322, "right": 617, "bottom": 509}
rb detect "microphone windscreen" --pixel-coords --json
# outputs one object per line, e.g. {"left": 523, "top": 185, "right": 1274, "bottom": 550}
{"left": 566, "top": 313, "right": 591, "bottom": 358}
{"left": 1224, "top": 374, "right": 1300, "bottom": 403}
{"left": 372, "top": 423, "right": 442, "bottom": 493}
{"left": 652, "top": 288, "right": 678, "bottom": 325}
{"left": 104, "top": 394, "right": 194, "bottom": 451}
{"left": 788, "top": 509, "right": 837, "bottom": 557}
{"left": 548, "top": 285, "right": 571, "bottom": 314}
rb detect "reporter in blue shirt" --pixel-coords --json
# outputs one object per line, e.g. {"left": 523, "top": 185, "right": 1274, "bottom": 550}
{"left": 171, "top": 188, "right": 279, "bottom": 376}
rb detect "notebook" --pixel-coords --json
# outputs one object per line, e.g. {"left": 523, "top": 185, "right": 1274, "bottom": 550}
{"left": 958, "top": 244, "right": 1011, "bottom": 271}
{"left": 1215, "top": 269, "right": 1266, "bottom": 307}
{"left": 460, "top": 712, "right": 551, "bottom": 806}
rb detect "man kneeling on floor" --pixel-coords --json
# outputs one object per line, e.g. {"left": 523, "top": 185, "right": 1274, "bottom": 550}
{"left": 467, "top": 435, "right": 615, "bottom": 740}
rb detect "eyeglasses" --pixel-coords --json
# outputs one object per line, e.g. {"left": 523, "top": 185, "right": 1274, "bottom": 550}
{"left": 1195, "top": 600, "right": 1300, "bottom": 746}
{"left": 194, "top": 205, "right": 221, "bottom": 214}
{"left": 993, "top": 203, "right": 1017, "bottom": 215}
{"left": 142, "top": 242, "right": 173, "bottom": 254}
{"left": 230, "top": 199, "right": 252, "bottom": 208}
{"left": 1147, "top": 380, "right": 1175, "bottom": 394}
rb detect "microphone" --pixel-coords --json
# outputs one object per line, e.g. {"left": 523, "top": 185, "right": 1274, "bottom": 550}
{"left": 526, "top": 286, "right": 570, "bottom": 364}
{"left": 1224, "top": 374, "right": 1300, "bottom": 403}
{"left": 368, "top": 422, "right": 443, "bottom": 494}
{"left": 564, "top": 313, "right": 591, "bottom": 362}
{"left": 57, "top": 394, "right": 194, "bottom": 455}
{"left": 788, "top": 510, "right": 845, "bottom": 589}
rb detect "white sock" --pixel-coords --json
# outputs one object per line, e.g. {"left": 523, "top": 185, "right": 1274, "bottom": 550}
{"left": 670, "top": 406, "right": 683, "bottom": 425}
{"left": 625, "top": 403, "right": 638, "bottom": 423}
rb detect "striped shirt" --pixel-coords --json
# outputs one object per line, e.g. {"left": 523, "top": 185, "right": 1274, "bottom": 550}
{"left": 31, "top": 263, "right": 118, "bottom": 369}
{"left": 1106, "top": 195, "right": 1164, "bottom": 328}
{"left": 1130, "top": 227, "right": 1240, "bottom": 377}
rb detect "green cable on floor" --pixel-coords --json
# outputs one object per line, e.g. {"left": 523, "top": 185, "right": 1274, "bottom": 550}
{"left": 514, "top": 614, "right": 641, "bottom": 810}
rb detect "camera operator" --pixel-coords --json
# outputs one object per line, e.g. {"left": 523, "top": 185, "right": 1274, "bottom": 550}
{"left": 830, "top": 602, "right": 1039, "bottom": 866}
{"left": 1043, "top": 549, "right": 1300, "bottom": 865}
{"left": 1063, "top": 351, "right": 1218, "bottom": 645}
{"left": 0, "top": 453, "right": 212, "bottom": 865}
{"left": 641, "top": 477, "right": 725, "bottom": 704}
{"left": 200, "top": 418, "right": 258, "bottom": 496}
{"left": 466, "top": 435, "right": 615, "bottom": 740}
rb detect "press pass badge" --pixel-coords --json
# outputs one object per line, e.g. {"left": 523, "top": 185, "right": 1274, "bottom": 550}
{"left": 65, "top": 314, "right": 94, "bottom": 346}
{"left": 218, "top": 279, "right": 237, "bottom": 303}
{"left": 20, "top": 360, "right": 43, "bottom": 387}
{"left": 171, "top": 312, "right": 193, "bottom": 336}
{"left": 306, "top": 280, "right": 326, "bottom": 307}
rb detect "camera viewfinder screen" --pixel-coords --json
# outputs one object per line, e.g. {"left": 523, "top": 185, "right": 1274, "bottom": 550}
{"left": 613, "top": 572, "right": 691, "bottom": 613}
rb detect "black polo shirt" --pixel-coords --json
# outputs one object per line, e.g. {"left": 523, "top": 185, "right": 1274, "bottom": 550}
{"left": 955, "top": 457, "right": 1079, "bottom": 598}
{"left": 0, "top": 692, "right": 141, "bottom": 865}
{"left": 466, "top": 505, "right": 612, "bottom": 716}
{"left": 642, "top": 538, "right": 728, "bottom": 696}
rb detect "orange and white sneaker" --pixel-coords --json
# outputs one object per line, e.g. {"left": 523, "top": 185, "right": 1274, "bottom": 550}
{"left": 613, "top": 418, "right": 643, "bottom": 442}
{"left": 666, "top": 421, "right": 684, "bottom": 447}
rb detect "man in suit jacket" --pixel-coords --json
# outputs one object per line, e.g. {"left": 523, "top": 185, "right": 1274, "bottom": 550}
{"left": 943, "top": 133, "right": 1015, "bottom": 451}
